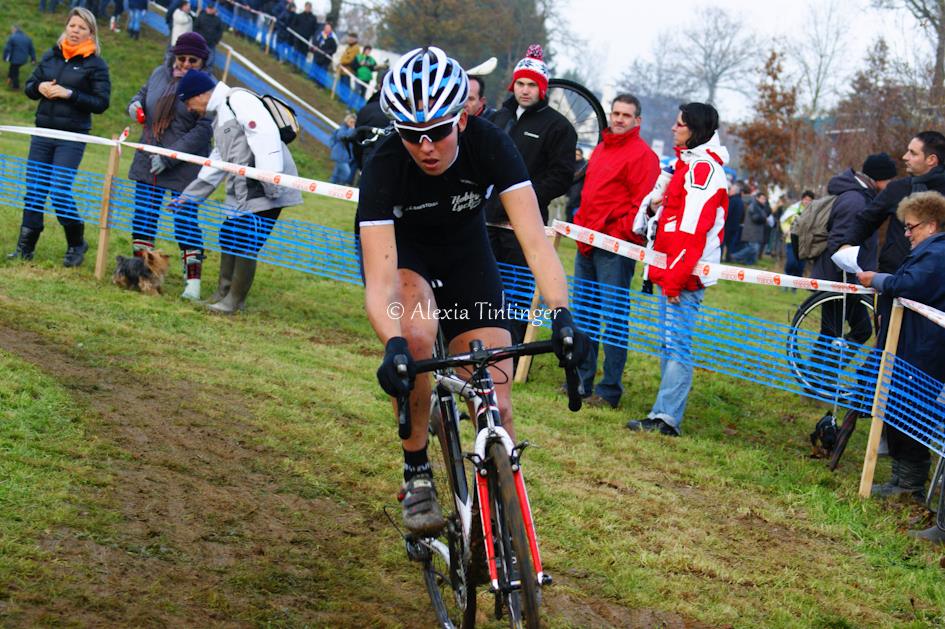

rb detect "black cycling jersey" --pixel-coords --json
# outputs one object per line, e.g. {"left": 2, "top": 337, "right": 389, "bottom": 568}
{"left": 357, "top": 115, "right": 531, "bottom": 241}
{"left": 357, "top": 115, "right": 532, "bottom": 340}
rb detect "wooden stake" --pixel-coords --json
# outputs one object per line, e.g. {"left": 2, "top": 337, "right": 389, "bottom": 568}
{"left": 94, "top": 137, "right": 121, "bottom": 281}
{"left": 859, "top": 301, "right": 904, "bottom": 498}
{"left": 514, "top": 232, "right": 562, "bottom": 383}
{"left": 330, "top": 69, "right": 339, "bottom": 100}
{"left": 264, "top": 20, "right": 275, "bottom": 54}
{"left": 221, "top": 47, "right": 233, "bottom": 83}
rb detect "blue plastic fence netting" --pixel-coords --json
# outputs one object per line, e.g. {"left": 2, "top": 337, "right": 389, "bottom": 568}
{"left": 1, "top": 153, "right": 942, "bottom": 457}
{"left": 141, "top": 11, "right": 335, "bottom": 147}
{"left": 212, "top": 4, "right": 366, "bottom": 111}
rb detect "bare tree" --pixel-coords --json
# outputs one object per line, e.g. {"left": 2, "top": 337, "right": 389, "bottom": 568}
{"left": 787, "top": 0, "right": 848, "bottom": 117}
{"left": 873, "top": 0, "right": 945, "bottom": 105}
{"left": 673, "top": 7, "right": 758, "bottom": 104}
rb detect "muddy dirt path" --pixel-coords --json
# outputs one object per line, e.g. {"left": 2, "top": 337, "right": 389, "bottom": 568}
{"left": 0, "top": 323, "right": 705, "bottom": 628}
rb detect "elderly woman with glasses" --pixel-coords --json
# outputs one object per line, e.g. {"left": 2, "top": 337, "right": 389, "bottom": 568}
{"left": 126, "top": 32, "right": 214, "bottom": 300}
{"left": 858, "top": 191, "right": 945, "bottom": 543}
{"left": 8, "top": 7, "right": 110, "bottom": 267}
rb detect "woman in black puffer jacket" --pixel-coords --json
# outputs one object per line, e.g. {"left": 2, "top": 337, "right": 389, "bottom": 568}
{"left": 8, "top": 7, "right": 111, "bottom": 267}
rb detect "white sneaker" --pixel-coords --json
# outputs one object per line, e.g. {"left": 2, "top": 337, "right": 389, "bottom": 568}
{"left": 181, "top": 279, "right": 201, "bottom": 301}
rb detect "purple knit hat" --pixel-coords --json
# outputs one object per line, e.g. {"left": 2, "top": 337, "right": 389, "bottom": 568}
{"left": 171, "top": 32, "right": 210, "bottom": 61}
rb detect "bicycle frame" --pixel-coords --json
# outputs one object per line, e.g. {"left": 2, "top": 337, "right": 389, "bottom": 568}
{"left": 432, "top": 361, "right": 546, "bottom": 593}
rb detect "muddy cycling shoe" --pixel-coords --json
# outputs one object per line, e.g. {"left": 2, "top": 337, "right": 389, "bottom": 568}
{"left": 399, "top": 474, "right": 446, "bottom": 537}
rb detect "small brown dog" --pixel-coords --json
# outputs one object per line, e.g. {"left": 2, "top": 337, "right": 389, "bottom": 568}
{"left": 113, "top": 250, "right": 171, "bottom": 295}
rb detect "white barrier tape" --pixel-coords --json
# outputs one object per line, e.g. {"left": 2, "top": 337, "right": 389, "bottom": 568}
{"left": 551, "top": 220, "right": 667, "bottom": 268}
{"left": 900, "top": 298, "right": 945, "bottom": 330}
{"left": 0, "top": 125, "right": 360, "bottom": 203}
{"left": 219, "top": 43, "right": 340, "bottom": 130}
{"left": 552, "top": 219, "right": 874, "bottom": 295}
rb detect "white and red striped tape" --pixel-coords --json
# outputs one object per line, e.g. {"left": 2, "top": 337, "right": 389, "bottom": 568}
{"left": 900, "top": 298, "right": 945, "bottom": 330}
{"left": 0, "top": 125, "right": 360, "bottom": 203}
{"left": 552, "top": 219, "right": 874, "bottom": 295}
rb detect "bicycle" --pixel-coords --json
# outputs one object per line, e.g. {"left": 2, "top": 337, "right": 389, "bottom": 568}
{"left": 395, "top": 335, "right": 583, "bottom": 628}
{"left": 545, "top": 78, "right": 607, "bottom": 153}
{"left": 786, "top": 290, "right": 877, "bottom": 400}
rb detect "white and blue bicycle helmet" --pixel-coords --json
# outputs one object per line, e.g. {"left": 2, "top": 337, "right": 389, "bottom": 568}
{"left": 381, "top": 46, "right": 469, "bottom": 125}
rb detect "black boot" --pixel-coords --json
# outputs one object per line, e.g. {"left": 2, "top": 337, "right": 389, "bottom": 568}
{"left": 207, "top": 257, "right": 256, "bottom": 315}
{"left": 7, "top": 226, "right": 41, "bottom": 260}
{"left": 62, "top": 223, "right": 89, "bottom": 268}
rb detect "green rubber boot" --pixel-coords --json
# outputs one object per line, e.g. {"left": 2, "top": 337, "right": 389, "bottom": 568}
{"left": 207, "top": 257, "right": 256, "bottom": 315}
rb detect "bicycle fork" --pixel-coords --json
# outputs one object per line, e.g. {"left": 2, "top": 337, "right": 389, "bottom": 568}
{"left": 472, "top": 427, "right": 547, "bottom": 593}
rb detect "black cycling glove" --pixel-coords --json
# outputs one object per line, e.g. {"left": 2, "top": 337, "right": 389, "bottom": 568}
{"left": 377, "top": 336, "right": 416, "bottom": 397}
{"left": 551, "top": 307, "right": 590, "bottom": 369}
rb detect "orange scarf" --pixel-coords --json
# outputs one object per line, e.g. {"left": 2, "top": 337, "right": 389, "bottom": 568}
{"left": 60, "top": 39, "right": 96, "bottom": 61}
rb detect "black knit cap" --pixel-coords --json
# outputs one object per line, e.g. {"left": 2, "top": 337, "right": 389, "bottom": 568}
{"left": 862, "top": 152, "right": 897, "bottom": 181}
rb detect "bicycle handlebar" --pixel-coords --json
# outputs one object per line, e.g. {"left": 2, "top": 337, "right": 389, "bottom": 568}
{"left": 395, "top": 339, "right": 583, "bottom": 440}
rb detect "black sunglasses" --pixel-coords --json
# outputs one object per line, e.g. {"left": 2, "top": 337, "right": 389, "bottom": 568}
{"left": 395, "top": 115, "right": 459, "bottom": 145}
{"left": 176, "top": 55, "right": 201, "bottom": 65}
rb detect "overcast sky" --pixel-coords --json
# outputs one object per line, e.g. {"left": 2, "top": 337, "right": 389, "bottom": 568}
{"left": 558, "top": 0, "right": 924, "bottom": 121}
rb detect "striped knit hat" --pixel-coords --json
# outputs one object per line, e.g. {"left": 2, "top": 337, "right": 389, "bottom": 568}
{"left": 509, "top": 44, "right": 549, "bottom": 99}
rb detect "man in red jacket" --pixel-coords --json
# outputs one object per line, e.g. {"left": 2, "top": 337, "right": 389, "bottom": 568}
{"left": 573, "top": 94, "right": 660, "bottom": 408}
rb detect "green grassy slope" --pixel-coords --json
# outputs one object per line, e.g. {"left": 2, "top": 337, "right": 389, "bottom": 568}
{"left": 1, "top": 6, "right": 944, "bottom": 628}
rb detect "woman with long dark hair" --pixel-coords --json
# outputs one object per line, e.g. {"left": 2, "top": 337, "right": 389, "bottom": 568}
{"left": 8, "top": 7, "right": 111, "bottom": 267}
{"left": 127, "top": 32, "right": 213, "bottom": 300}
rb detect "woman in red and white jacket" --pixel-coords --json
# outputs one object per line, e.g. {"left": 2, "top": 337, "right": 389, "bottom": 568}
{"left": 627, "top": 102, "right": 729, "bottom": 436}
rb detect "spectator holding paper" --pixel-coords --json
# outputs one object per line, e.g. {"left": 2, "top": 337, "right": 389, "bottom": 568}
{"left": 857, "top": 191, "right": 945, "bottom": 542}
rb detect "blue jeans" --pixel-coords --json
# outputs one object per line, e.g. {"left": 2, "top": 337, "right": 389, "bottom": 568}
{"left": 574, "top": 249, "right": 635, "bottom": 404}
{"left": 730, "top": 241, "right": 760, "bottom": 266}
{"left": 649, "top": 288, "right": 705, "bottom": 432}
{"left": 219, "top": 208, "right": 281, "bottom": 257}
{"left": 330, "top": 160, "right": 351, "bottom": 185}
{"left": 127, "top": 8, "right": 145, "bottom": 31}
{"left": 784, "top": 242, "right": 805, "bottom": 277}
{"left": 22, "top": 136, "right": 86, "bottom": 231}
{"left": 39, "top": 0, "right": 61, "bottom": 11}
{"left": 131, "top": 180, "right": 203, "bottom": 251}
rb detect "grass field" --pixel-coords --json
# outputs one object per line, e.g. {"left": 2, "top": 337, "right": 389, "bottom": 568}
{"left": 1, "top": 6, "right": 944, "bottom": 628}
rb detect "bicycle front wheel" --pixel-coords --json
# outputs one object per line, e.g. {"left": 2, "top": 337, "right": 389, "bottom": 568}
{"left": 786, "top": 291, "right": 876, "bottom": 400}
{"left": 546, "top": 78, "right": 606, "bottom": 153}
{"left": 488, "top": 441, "right": 540, "bottom": 629}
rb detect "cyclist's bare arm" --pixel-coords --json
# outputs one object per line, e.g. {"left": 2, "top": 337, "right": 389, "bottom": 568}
{"left": 361, "top": 223, "right": 402, "bottom": 343}
{"left": 501, "top": 184, "right": 570, "bottom": 310}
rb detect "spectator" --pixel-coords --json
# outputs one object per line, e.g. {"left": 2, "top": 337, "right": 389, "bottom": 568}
{"left": 858, "top": 191, "right": 945, "bottom": 523}
{"left": 572, "top": 94, "right": 659, "bottom": 408}
{"left": 722, "top": 180, "right": 744, "bottom": 262}
{"left": 126, "top": 32, "right": 214, "bottom": 300}
{"left": 7, "top": 8, "right": 110, "bottom": 267}
{"left": 565, "top": 147, "right": 585, "bottom": 223}
{"left": 339, "top": 31, "right": 360, "bottom": 76}
{"left": 731, "top": 191, "right": 770, "bottom": 265}
{"left": 485, "top": 44, "right": 577, "bottom": 346}
{"left": 767, "top": 196, "right": 785, "bottom": 259}
{"left": 464, "top": 74, "right": 495, "bottom": 119}
{"left": 176, "top": 70, "right": 303, "bottom": 313}
{"left": 194, "top": 2, "right": 224, "bottom": 67}
{"left": 170, "top": 1, "right": 193, "bottom": 46}
{"left": 353, "top": 44, "right": 376, "bottom": 96}
{"left": 313, "top": 22, "right": 337, "bottom": 69}
{"left": 841, "top": 131, "right": 945, "bottom": 345}
{"left": 274, "top": 1, "right": 297, "bottom": 60}
{"left": 807, "top": 154, "right": 897, "bottom": 356}
{"left": 330, "top": 113, "right": 356, "bottom": 184}
{"left": 4, "top": 26, "right": 35, "bottom": 91}
{"left": 39, "top": 0, "right": 62, "bottom": 12}
{"left": 165, "top": 0, "right": 182, "bottom": 29}
{"left": 107, "top": 0, "right": 124, "bottom": 33}
{"left": 291, "top": 2, "right": 317, "bottom": 58}
{"left": 780, "top": 189, "right": 814, "bottom": 277}
{"left": 626, "top": 103, "right": 729, "bottom": 437}
{"left": 126, "top": 0, "right": 148, "bottom": 40}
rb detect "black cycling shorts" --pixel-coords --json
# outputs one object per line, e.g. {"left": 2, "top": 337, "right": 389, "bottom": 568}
{"left": 396, "top": 225, "right": 509, "bottom": 342}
